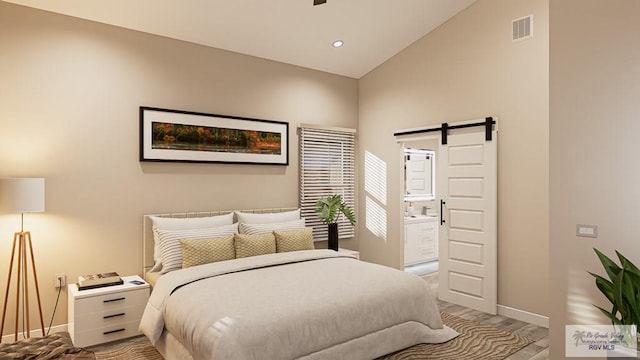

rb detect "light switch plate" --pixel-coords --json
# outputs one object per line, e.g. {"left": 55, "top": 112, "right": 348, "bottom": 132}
{"left": 576, "top": 224, "right": 598, "bottom": 238}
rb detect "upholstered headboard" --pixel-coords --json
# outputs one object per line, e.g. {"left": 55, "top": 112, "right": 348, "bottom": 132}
{"left": 142, "top": 207, "right": 299, "bottom": 273}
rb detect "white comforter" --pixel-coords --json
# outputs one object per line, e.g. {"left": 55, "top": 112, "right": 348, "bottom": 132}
{"left": 140, "top": 250, "right": 456, "bottom": 360}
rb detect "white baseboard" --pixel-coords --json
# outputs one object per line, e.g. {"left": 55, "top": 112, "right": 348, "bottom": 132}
{"left": 1, "top": 323, "right": 68, "bottom": 343}
{"left": 498, "top": 304, "right": 549, "bottom": 328}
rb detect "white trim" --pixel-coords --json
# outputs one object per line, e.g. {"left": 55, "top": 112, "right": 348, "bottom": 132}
{"left": 298, "top": 123, "right": 356, "bottom": 133}
{"left": 396, "top": 133, "right": 440, "bottom": 143}
{"left": 497, "top": 304, "right": 549, "bottom": 328}
{"left": 1, "top": 323, "right": 68, "bottom": 343}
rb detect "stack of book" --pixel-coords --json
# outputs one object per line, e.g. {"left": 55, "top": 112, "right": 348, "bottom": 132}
{"left": 77, "top": 272, "right": 123, "bottom": 290}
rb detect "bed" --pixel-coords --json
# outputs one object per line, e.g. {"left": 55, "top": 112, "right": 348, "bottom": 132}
{"left": 139, "top": 209, "right": 457, "bottom": 360}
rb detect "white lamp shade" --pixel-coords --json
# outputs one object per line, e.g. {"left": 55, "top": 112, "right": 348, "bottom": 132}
{"left": 0, "top": 178, "right": 45, "bottom": 214}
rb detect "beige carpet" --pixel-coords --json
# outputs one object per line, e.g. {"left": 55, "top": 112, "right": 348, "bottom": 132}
{"left": 95, "top": 341, "right": 160, "bottom": 360}
{"left": 95, "top": 312, "right": 532, "bottom": 360}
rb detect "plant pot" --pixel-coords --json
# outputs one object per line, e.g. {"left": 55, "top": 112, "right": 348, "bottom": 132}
{"left": 328, "top": 223, "right": 339, "bottom": 251}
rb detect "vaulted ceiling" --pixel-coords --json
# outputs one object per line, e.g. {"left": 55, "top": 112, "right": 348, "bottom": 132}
{"left": 3, "top": 0, "right": 476, "bottom": 78}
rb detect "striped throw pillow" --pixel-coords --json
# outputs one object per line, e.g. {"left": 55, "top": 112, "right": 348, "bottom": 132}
{"left": 157, "top": 223, "right": 238, "bottom": 274}
{"left": 239, "top": 219, "right": 306, "bottom": 235}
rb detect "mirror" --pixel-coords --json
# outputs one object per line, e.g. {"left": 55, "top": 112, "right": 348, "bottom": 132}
{"left": 404, "top": 147, "right": 435, "bottom": 202}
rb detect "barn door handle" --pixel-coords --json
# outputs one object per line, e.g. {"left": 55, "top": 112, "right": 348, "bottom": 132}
{"left": 440, "top": 199, "right": 446, "bottom": 226}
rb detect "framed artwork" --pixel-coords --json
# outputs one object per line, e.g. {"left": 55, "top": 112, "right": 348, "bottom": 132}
{"left": 140, "top": 107, "right": 289, "bottom": 165}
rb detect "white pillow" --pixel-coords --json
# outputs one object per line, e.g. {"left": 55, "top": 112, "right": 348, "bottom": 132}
{"left": 239, "top": 219, "right": 306, "bottom": 235}
{"left": 150, "top": 213, "right": 234, "bottom": 230}
{"left": 235, "top": 209, "right": 300, "bottom": 224}
{"left": 157, "top": 223, "right": 239, "bottom": 274}
{"left": 150, "top": 213, "right": 234, "bottom": 271}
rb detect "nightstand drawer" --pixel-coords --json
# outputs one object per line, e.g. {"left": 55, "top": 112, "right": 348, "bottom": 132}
{"left": 74, "top": 288, "right": 148, "bottom": 315}
{"left": 72, "top": 319, "right": 142, "bottom": 347}
{"left": 74, "top": 303, "right": 146, "bottom": 330}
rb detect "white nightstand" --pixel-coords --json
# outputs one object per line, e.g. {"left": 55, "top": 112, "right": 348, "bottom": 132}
{"left": 339, "top": 247, "right": 360, "bottom": 260}
{"left": 68, "top": 275, "right": 150, "bottom": 347}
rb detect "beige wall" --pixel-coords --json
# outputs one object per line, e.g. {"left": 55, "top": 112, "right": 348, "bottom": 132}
{"left": 0, "top": 2, "right": 358, "bottom": 335}
{"left": 358, "top": 0, "right": 549, "bottom": 317}
{"left": 549, "top": 1, "right": 640, "bottom": 358}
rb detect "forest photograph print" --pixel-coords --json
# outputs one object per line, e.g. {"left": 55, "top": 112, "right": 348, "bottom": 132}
{"left": 140, "top": 107, "right": 288, "bottom": 165}
{"left": 151, "top": 122, "right": 282, "bottom": 155}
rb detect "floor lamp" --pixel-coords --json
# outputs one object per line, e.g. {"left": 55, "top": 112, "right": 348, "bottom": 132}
{"left": 0, "top": 178, "right": 45, "bottom": 342}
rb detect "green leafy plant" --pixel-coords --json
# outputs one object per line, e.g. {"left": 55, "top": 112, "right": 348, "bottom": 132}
{"left": 589, "top": 248, "right": 640, "bottom": 327}
{"left": 314, "top": 194, "right": 356, "bottom": 226}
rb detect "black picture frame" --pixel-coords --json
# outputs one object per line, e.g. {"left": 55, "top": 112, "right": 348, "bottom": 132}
{"left": 140, "top": 106, "right": 289, "bottom": 165}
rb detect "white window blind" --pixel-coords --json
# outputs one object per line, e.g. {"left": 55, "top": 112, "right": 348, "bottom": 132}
{"left": 299, "top": 126, "right": 356, "bottom": 241}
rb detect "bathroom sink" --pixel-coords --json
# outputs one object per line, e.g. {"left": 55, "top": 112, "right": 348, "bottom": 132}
{"left": 404, "top": 214, "right": 438, "bottom": 222}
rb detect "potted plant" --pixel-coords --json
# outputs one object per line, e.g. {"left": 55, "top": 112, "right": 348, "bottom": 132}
{"left": 589, "top": 248, "right": 640, "bottom": 346}
{"left": 315, "top": 194, "right": 356, "bottom": 251}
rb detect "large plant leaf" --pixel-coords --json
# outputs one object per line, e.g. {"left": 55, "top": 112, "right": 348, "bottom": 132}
{"left": 615, "top": 255, "right": 640, "bottom": 326}
{"left": 620, "top": 265, "right": 640, "bottom": 326}
{"left": 594, "top": 248, "right": 622, "bottom": 282}
{"left": 591, "top": 248, "right": 640, "bottom": 327}
{"left": 617, "top": 250, "right": 640, "bottom": 277}
{"left": 595, "top": 305, "right": 623, "bottom": 326}
{"left": 612, "top": 269, "right": 630, "bottom": 324}
{"left": 315, "top": 194, "right": 355, "bottom": 226}
{"left": 315, "top": 197, "right": 336, "bottom": 224}
{"left": 339, "top": 202, "right": 356, "bottom": 226}
{"left": 589, "top": 272, "right": 615, "bottom": 304}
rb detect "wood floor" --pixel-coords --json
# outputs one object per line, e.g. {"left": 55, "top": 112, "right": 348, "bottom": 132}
{"left": 90, "top": 272, "right": 550, "bottom": 360}
{"left": 437, "top": 300, "right": 549, "bottom": 359}
{"left": 421, "top": 271, "right": 549, "bottom": 360}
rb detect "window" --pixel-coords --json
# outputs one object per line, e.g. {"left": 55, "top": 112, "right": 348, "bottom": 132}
{"left": 298, "top": 125, "right": 356, "bottom": 241}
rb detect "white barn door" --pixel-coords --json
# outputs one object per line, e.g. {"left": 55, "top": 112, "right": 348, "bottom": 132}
{"left": 438, "top": 130, "right": 497, "bottom": 314}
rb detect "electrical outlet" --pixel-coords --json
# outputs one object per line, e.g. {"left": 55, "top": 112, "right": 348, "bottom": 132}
{"left": 55, "top": 273, "right": 66, "bottom": 288}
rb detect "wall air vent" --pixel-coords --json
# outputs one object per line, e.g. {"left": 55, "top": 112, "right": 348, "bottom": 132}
{"left": 512, "top": 15, "right": 533, "bottom": 41}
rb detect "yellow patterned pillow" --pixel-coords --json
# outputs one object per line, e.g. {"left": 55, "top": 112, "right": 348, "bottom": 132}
{"left": 234, "top": 233, "right": 276, "bottom": 259}
{"left": 180, "top": 235, "right": 235, "bottom": 268}
{"left": 274, "top": 228, "right": 315, "bottom": 253}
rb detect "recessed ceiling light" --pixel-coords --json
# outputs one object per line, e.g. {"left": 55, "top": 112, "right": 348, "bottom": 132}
{"left": 332, "top": 40, "right": 344, "bottom": 48}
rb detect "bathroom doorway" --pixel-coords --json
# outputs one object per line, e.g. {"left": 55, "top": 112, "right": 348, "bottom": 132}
{"left": 401, "top": 138, "right": 439, "bottom": 278}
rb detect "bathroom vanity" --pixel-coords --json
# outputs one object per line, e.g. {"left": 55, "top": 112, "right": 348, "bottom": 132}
{"left": 404, "top": 215, "right": 438, "bottom": 266}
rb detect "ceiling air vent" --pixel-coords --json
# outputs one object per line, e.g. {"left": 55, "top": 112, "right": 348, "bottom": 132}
{"left": 512, "top": 15, "right": 533, "bottom": 41}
